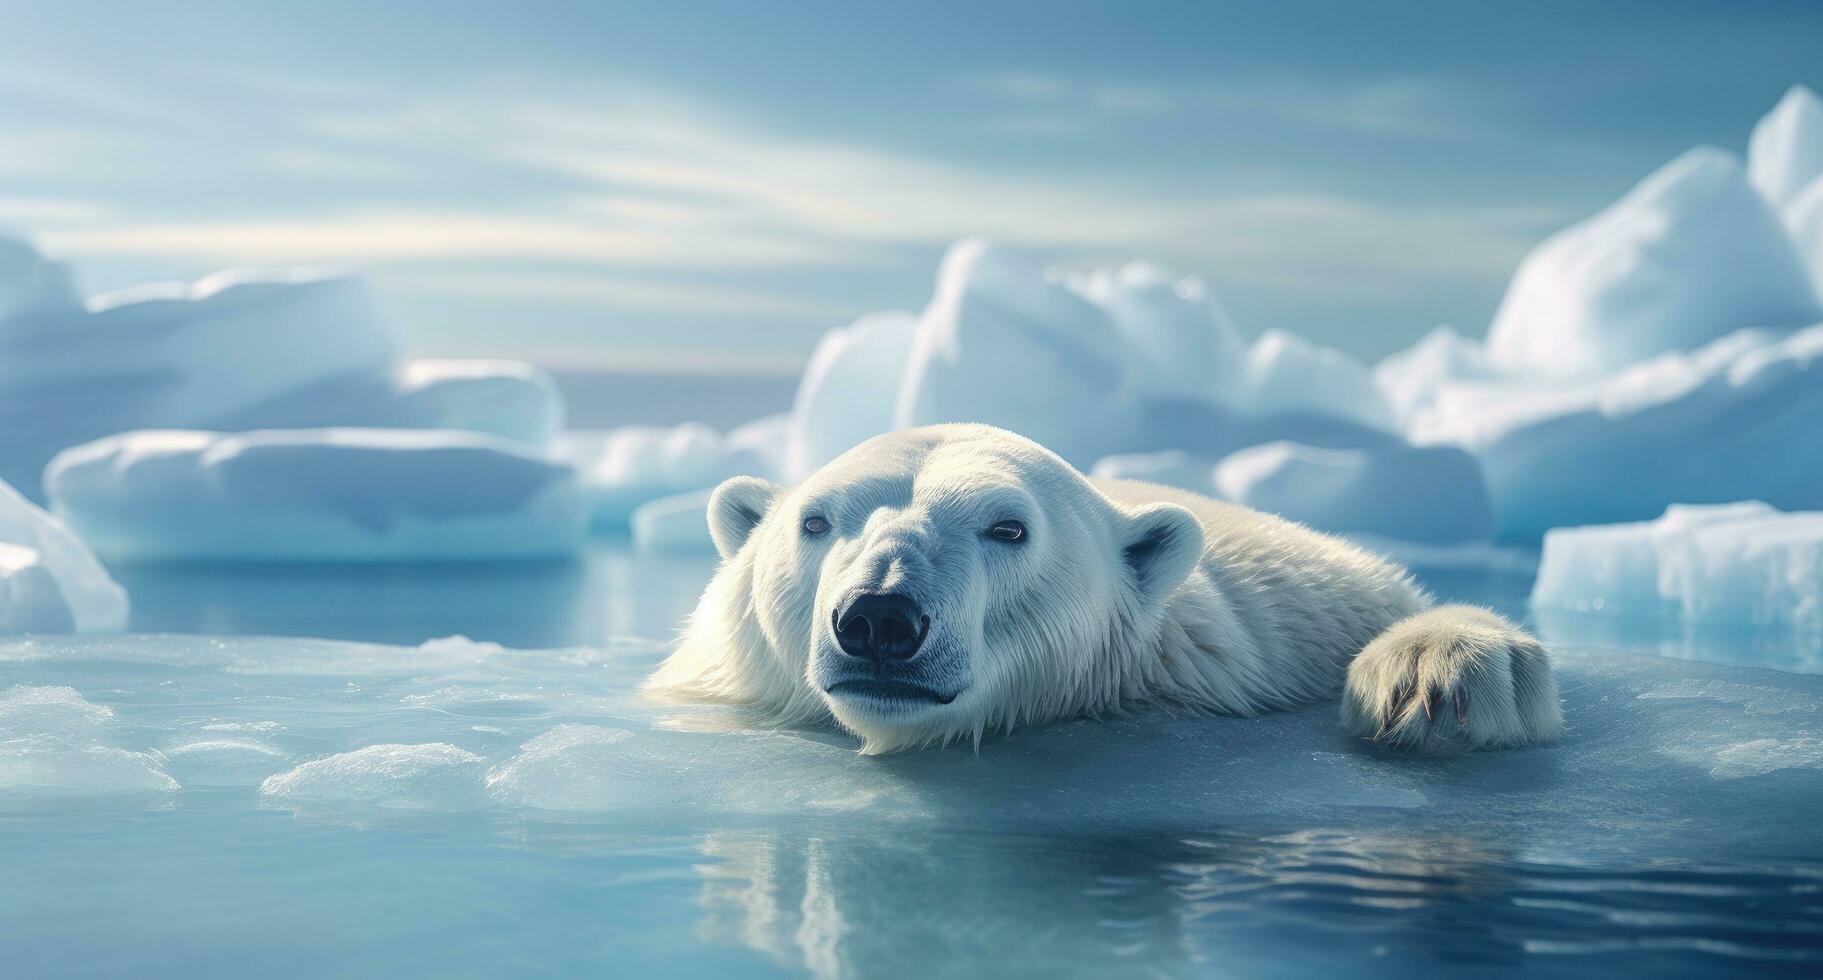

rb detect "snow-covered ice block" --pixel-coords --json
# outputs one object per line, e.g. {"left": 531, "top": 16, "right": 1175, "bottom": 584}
{"left": 44, "top": 429, "right": 587, "bottom": 562}
{"left": 631, "top": 489, "right": 715, "bottom": 553}
{"left": 0, "top": 477, "right": 127, "bottom": 632}
{"left": 787, "top": 313, "right": 916, "bottom": 480}
{"left": 560, "top": 422, "right": 776, "bottom": 529}
{"left": 0, "top": 685, "right": 178, "bottom": 797}
{"left": 1486, "top": 147, "right": 1822, "bottom": 377}
{"left": 1787, "top": 179, "right": 1823, "bottom": 288}
{"left": 1066, "top": 262, "right": 1247, "bottom": 405}
{"left": 1416, "top": 324, "right": 1823, "bottom": 540}
{"left": 1214, "top": 441, "right": 1493, "bottom": 543}
{"left": 0, "top": 268, "right": 401, "bottom": 496}
{"left": 0, "top": 236, "right": 78, "bottom": 322}
{"left": 897, "top": 240, "right": 1137, "bottom": 467}
{"left": 1533, "top": 502, "right": 1823, "bottom": 631}
{"left": 1748, "top": 85, "right": 1823, "bottom": 208}
{"left": 1373, "top": 326, "right": 1498, "bottom": 426}
{"left": 1242, "top": 330, "right": 1395, "bottom": 433}
{"left": 1089, "top": 450, "right": 1220, "bottom": 497}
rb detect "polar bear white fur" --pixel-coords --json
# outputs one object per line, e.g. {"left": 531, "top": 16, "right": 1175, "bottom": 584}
{"left": 647, "top": 424, "right": 1561, "bottom": 755}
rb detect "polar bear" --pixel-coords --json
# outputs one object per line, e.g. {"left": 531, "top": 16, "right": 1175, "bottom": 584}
{"left": 648, "top": 424, "right": 1561, "bottom": 755}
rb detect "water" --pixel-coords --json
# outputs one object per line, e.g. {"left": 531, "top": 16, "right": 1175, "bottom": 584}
{"left": 2, "top": 546, "right": 1820, "bottom": 978}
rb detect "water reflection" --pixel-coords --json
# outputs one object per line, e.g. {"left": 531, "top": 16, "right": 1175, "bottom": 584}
{"left": 681, "top": 824, "right": 1823, "bottom": 977}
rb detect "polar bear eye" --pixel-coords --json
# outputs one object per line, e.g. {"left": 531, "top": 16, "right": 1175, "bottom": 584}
{"left": 986, "top": 519, "right": 1026, "bottom": 543}
{"left": 802, "top": 516, "right": 831, "bottom": 536}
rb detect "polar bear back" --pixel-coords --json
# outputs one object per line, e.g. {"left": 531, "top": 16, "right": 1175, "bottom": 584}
{"left": 1093, "top": 477, "right": 1429, "bottom": 694}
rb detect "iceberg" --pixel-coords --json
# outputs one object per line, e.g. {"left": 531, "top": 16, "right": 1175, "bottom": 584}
{"left": 1065, "top": 262, "right": 1247, "bottom": 406}
{"left": 1241, "top": 330, "right": 1395, "bottom": 433}
{"left": 0, "top": 237, "right": 78, "bottom": 322}
{"left": 1485, "top": 147, "right": 1821, "bottom": 378}
{"left": 896, "top": 240, "right": 1138, "bottom": 467}
{"left": 786, "top": 312, "right": 917, "bottom": 480}
{"left": 1415, "top": 323, "right": 1823, "bottom": 540}
{"left": 560, "top": 422, "right": 778, "bottom": 529}
{"left": 44, "top": 429, "right": 587, "bottom": 562}
{"left": 631, "top": 488, "right": 716, "bottom": 553}
{"left": 1089, "top": 449, "right": 1221, "bottom": 497}
{"left": 1213, "top": 441, "right": 1493, "bottom": 543}
{"left": 1533, "top": 502, "right": 1823, "bottom": 632}
{"left": 1372, "top": 325, "right": 1499, "bottom": 426}
{"left": 0, "top": 477, "right": 127, "bottom": 633}
{"left": 1748, "top": 85, "right": 1823, "bottom": 209}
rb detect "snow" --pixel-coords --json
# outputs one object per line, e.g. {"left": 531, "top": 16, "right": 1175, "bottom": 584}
{"left": 631, "top": 489, "right": 715, "bottom": 552}
{"left": 1533, "top": 502, "right": 1823, "bottom": 632}
{"left": 1241, "top": 330, "right": 1395, "bottom": 433}
{"left": 560, "top": 422, "right": 778, "bottom": 529}
{"left": 0, "top": 632, "right": 1816, "bottom": 854}
{"left": 1485, "top": 147, "right": 1821, "bottom": 378}
{"left": 1415, "top": 323, "right": 1823, "bottom": 540}
{"left": 1748, "top": 85, "right": 1823, "bottom": 209}
{"left": 1214, "top": 441, "right": 1493, "bottom": 543}
{"left": 44, "top": 429, "right": 587, "bottom": 562}
{"left": 0, "top": 476, "right": 127, "bottom": 633}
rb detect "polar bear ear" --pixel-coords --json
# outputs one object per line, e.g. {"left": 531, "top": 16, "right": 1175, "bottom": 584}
{"left": 708, "top": 475, "right": 781, "bottom": 560}
{"left": 1119, "top": 503, "right": 1205, "bottom": 605}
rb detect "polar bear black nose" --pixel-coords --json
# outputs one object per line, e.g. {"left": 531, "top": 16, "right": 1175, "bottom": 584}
{"left": 834, "top": 593, "right": 929, "bottom": 662}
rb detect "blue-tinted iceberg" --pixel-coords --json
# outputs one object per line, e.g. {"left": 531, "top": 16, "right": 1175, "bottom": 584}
{"left": 631, "top": 488, "right": 715, "bottom": 552}
{"left": 1065, "top": 261, "right": 1247, "bottom": 406}
{"left": 44, "top": 429, "right": 586, "bottom": 562}
{"left": 786, "top": 312, "right": 916, "bottom": 481}
{"left": 1241, "top": 330, "right": 1394, "bottom": 433}
{"left": 1748, "top": 85, "right": 1823, "bottom": 210}
{"left": 1533, "top": 502, "right": 1823, "bottom": 632}
{"left": 897, "top": 240, "right": 1138, "bottom": 467}
{"left": 1485, "top": 147, "right": 1821, "bottom": 378}
{"left": 0, "top": 477, "right": 127, "bottom": 633}
{"left": 1414, "top": 324, "right": 1823, "bottom": 540}
{"left": 1213, "top": 441, "right": 1492, "bottom": 543}
{"left": 1089, "top": 450, "right": 1221, "bottom": 496}
{"left": 560, "top": 421, "right": 780, "bottom": 529}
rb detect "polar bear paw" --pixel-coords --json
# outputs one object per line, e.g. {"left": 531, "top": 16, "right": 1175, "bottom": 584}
{"left": 1341, "top": 605, "right": 1561, "bottom": 752}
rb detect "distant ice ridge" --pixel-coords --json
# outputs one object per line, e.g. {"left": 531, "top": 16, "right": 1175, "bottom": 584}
{"left": 0, "top": 243, "right": 563, "bottom": 499}
{"left": 0, "top": 477, "right": 126, "bottom": 633}
{"left": 558, "top": 416, "right": 785, "bottom": 529}
{"left": 1533, "top": 502, "right": 1823, "bottom": 632}
{"left": 45, "top": 429, "right": 587, "bottom": 562}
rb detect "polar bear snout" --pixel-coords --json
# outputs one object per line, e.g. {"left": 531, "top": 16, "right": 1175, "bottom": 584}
{"left": 833, "top": 592, "right": 931, "bottom": 663}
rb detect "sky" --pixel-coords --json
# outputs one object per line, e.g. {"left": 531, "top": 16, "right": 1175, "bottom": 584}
{"left": 3, "top": 1, "right": 1820, "bottom": 373}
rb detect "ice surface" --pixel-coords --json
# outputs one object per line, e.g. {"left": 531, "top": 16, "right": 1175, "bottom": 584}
{"left": 786, "top": 312, "right": 917, "bottom": 480}
{"left": 631, "top": 489, "right": 715, "bottom": 552}
{"left": 260, "top": 743, "right": 490, "bottom": 811}
{"left": 45, "top": 429, "right": 586, "bottom": 562}
{"left": 1241, "top": 330, "right": 1395, "bottom": 433}
{"left": 1214, "top": 441, "right": 1492, "bottom": 543}
{"left": 0, "top": 476, "right": 127, "bottom": 632}
{"left": 560, "top": 422, "right": 777, "bottom": 529}
{"left": 1065, "top": 261, "right": 1247, "bottom": 405}
{"left": 896, "top": 240, "right": 1138, "bottom": 467}
{"left": 1533, "top": 502, "right": 1823, "bottom": 632}
{"left": 1485, "top": 147, "right": 1821, "bottom": 377}
{"left": 1416, "top": 323, "right": 1823, "bottom": 539}
{"left": 1748, "top": 85, "right": 1823, "bottom": 209}
{"left": 0, "top": 633, "right": 1817, "bottom": 853}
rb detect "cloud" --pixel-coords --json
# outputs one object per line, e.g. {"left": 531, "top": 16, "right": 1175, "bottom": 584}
{"left": 0, "top": 196, "right": 112, "bottom": 224}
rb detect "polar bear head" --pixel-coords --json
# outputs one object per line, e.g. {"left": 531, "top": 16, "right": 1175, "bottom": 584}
{"left": 647, "top": 424, "right": 1206, "bottom": 753}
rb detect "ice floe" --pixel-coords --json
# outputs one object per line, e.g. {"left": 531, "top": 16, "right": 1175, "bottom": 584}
{"left": 45, "top": 429, "right": 587, "bottom": 562}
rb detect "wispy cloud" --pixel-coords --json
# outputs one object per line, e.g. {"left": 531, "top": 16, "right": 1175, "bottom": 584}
{"left": 0, "top": 196, "right": 112, "bottom": 224}
{"left": 387, "top": 270, "right": 856, "bottom": 319}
